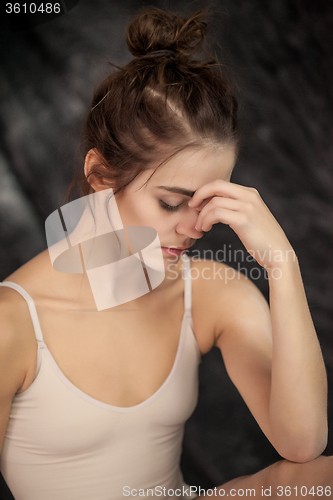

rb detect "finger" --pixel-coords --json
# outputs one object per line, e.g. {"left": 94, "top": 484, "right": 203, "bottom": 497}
{"left": 196, "top": 207, "right": 247, "bottom": 232}
{"left": 189, "top": 180, "right": 248, "bottom": 208}
{"left": 195, "top": 197, "right": 213, "bottom": 211}
{"left": 196, "top": 197, "right": 242, "bottom": 229}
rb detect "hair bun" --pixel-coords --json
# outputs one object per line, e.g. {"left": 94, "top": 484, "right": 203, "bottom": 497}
{"left": 126, "top": 7, "right": 207, "bottom": 58}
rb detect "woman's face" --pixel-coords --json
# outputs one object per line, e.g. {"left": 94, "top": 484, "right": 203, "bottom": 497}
{"left": 114, "top": 146, "right": 236, "bottom": 261}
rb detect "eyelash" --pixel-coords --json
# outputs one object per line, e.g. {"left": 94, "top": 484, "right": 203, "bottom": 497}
{"left": 159, "top": 200, "right": 182, "bottom": 212}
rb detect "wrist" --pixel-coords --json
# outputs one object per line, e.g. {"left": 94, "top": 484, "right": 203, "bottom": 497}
{"left": 265, "top": 247, "right": 299, "bottom": 279}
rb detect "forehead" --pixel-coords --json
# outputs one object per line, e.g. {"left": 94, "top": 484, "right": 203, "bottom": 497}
{"left": 144, "top": 146, "right": 236, "bottom": 192}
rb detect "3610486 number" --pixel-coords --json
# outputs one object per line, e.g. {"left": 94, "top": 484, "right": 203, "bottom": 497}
{"left": 5, "top": 3, "right": 61, "bottom": 14}
{"left": 277, "top": 485, "right": 331, "bottom": 496}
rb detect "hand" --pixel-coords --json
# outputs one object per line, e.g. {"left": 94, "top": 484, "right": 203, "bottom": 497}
{"left": 188, "top": 179, "right": 294, "bottom": 270}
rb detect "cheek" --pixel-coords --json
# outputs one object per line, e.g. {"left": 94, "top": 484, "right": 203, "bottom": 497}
{"left": 117, "top": 198, "right": 154, "bottom": 228}
{"left": 114, "top": 194, "right": 140, "bottom": 225}
{"left": 116, "top": 192, "right": 171, "bottom": 232}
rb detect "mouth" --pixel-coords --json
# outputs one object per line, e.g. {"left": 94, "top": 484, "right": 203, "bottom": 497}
{"left": 161, "top": 246, "right": 190, "bottom": 256}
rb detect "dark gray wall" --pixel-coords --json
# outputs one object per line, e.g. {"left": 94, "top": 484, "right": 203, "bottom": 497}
{"left": 0, "top": 0, "right": 332, "bottom": 488}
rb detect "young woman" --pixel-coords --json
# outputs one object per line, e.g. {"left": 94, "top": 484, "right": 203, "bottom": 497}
{"left": 0, "top": 7, "right": 331, "bottom": 500}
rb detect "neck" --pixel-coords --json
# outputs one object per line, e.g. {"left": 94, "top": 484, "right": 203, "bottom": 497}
{"left": 52, "top": 253, "right": 184, "bottom": 313}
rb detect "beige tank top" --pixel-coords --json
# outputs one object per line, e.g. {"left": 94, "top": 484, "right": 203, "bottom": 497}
{"left": 0, "top": 255, "right": 201, "bottom": 500}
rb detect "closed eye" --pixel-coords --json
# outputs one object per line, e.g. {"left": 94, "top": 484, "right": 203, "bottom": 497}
{"left": 159, "top": 200, "right": 182, "bottom": 212}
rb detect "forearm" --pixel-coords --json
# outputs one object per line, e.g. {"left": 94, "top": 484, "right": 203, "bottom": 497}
{"left": 267, "top": 253, "right": 328, "bottom": 461}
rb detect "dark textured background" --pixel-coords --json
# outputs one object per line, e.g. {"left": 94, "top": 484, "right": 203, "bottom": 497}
{"left": 0, "top": 0, "right": 332, "bottom": 492}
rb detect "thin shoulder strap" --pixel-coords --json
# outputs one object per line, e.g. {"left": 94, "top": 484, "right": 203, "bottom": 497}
{"left": 0, "top": 281, "right": 44, "bottom": 342}
{"left": 182, "top": 255, "right": 192, "bottom": 311}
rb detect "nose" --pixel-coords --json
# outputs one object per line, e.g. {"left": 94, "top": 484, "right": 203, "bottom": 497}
{"left": 175, "top": 207, "right": 204, "bottom": 240}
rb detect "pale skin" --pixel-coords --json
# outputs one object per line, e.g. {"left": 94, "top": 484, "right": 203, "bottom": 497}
{"left": 0, "top": 145, "right": 331, "bottom": 497}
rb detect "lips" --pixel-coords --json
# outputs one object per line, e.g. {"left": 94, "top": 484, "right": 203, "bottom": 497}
{"left": 161, "top": 246, "right": 189, "bottom": 256}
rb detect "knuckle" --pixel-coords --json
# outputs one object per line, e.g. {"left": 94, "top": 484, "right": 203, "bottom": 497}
{"left": 248, "top": 187, "right": 259, "bottom": 197}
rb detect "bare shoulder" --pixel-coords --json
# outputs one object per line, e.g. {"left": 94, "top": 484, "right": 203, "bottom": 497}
{"left": 0, "top": 286, "right": 36, "bottom": 395}
{"left": 0, "top": 250, "right": 52, "bottom": 394}
{"left": 0, "top": 284, "right": 40, "bottom": 454}
{"left": 4, "top": 248, "right": 52, "bottom": 294}
{"left": 188, "top": 257, "right": 270, "bottom": 353}
{"left": 188, "top": 257, "right": 268, "bottom": 313}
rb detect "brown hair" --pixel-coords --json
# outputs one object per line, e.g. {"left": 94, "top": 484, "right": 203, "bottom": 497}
{"left": 74, "top": 6, "right": 239, "bottom": 197}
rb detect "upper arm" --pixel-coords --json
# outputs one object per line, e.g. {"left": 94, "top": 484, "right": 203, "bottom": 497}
{"left": 0, "top": 290, "right": 30, "bottom": 455}
{"left": 214, "top": 270, "right": 274, "bottom": 442}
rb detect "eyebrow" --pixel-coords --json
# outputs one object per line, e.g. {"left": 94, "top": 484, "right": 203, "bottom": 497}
{"left": 157, "top": 186, "right": 195, "bottom": 197}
